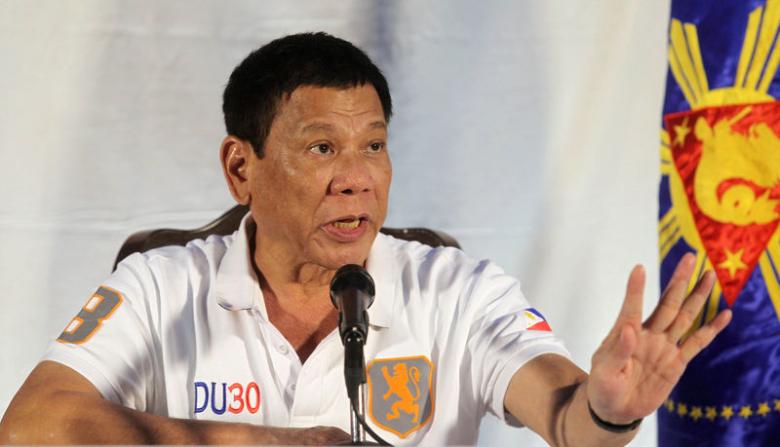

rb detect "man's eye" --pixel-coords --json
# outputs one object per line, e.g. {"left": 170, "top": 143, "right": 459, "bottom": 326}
{"left": 309, "top": 143, "right": 332, "bottom": 155}
{"left": 368, "top": 142, "right": 385, "bottom": 152}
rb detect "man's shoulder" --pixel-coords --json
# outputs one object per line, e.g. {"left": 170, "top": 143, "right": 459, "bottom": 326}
{"left": 373, "top": 232, "right": 520, "bottom": 310}
{"left": 377, "top": 231, "right": 465, "bottom": 260}
{"left": 115, "top": 232, "right": 235, "bottom": 282}
{"left": 376, "top": 232, "right": 503, "bottom": 280}
{"left": 101, "top": 232, "right": 239, "bottom": 328}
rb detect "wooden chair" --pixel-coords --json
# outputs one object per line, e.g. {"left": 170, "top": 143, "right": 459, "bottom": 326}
{"left": 113, "top": 205, "right": 460, "bottom": 270}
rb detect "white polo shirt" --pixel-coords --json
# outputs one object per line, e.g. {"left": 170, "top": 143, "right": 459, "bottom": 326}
{"left": 44, "top": 215, "right": 570, "bottom": 445}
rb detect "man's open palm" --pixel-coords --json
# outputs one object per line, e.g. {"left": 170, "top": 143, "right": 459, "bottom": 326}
{"left": 587, "top": 253, "right": 732, "bottom": 423}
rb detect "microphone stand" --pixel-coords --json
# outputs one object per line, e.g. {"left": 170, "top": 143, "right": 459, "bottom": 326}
{"left": 344, "top": 329, "right": 368, "bottom": 444}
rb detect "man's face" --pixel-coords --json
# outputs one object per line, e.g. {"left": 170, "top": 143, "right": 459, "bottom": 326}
{"left": 246, "top": 84, "right": 392, "bottom": 271}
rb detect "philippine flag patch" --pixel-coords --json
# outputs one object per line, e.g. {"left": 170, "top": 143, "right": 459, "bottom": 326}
{"left": 523, "top": 308, "right": 552, "bottom": 331}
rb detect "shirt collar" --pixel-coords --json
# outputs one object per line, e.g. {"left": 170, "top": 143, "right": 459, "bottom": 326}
{"left": 365, "top": 232, "right": 397, "bottom": 329}
{"left": 214, "top": 213, "right": 267, "bottom": 317}
{"left": 214, "top": 212, "right": 396, "bottom": 329}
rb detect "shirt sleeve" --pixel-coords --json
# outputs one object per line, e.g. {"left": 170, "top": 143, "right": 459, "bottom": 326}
{"left": 42, "top": 253, "right": 159, "bottom": 411}
{"left": 463, "top": 260, "right": 571, "bottom": 427}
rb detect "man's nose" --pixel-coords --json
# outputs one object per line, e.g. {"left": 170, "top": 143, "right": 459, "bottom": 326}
{"left": 328, "top": 152, "right": 373, "bottom": 196}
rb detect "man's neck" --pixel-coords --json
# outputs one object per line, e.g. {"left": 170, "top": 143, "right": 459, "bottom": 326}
{"left": 247, "top": 220, "right": 340, "bottom": 362}
{"left": 253, "top": 258, "right": 339, "bottom": 364}
{"left": 254, "top": 250, "right": 335, "bottom": 305}
{"left": 246, "top": 219, "right": 335, "bottom": 300}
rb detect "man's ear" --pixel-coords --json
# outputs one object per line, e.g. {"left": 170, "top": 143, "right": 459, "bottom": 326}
{"left": 220, "top": 136, "right": 255, "bottom": 205}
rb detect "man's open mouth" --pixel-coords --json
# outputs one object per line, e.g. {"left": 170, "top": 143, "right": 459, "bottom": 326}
{"left": 330, "top": 217, "right": 364, "bottom": 230}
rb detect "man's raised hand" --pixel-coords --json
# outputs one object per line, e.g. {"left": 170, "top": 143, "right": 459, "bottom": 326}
{"left": 586, "top": 253, "right": 732, "bottom": 424}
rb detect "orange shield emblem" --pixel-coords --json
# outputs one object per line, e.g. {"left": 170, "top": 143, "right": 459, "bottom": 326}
{"left": 367, "top": 356, "right": 435, "bottom": 439}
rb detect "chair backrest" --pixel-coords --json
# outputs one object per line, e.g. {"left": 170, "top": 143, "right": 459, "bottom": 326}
{"left": 113, "top": 205, "right": 460, "bottom": 270}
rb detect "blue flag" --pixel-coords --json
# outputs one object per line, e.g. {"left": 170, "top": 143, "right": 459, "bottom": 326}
{"left": 659, "top": 0, "right": 780, "bottom": 445}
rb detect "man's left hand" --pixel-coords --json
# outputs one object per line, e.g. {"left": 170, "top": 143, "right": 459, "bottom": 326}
{"left": 587, "top": 252, "right": 732, "bottom": 424}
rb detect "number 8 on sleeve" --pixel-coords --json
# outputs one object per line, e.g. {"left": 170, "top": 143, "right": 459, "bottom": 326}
{"left": 57, "top": 286, "right": 123, "bottom": 344}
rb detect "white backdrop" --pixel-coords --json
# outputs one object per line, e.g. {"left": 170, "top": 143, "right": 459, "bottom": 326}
{"left": 0, "top": 1, "right": 669, "bottom": 445}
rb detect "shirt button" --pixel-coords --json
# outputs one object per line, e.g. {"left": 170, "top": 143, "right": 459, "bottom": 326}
{"left": 277, "top": 344, "right": 289, "bottom": 354}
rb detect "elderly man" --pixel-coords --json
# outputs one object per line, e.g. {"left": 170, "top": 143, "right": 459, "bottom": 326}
{"left": 0, "top": 33, "right": 730, "bottom": 446}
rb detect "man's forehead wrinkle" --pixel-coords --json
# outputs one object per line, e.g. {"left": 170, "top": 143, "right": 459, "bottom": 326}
{"left": 299, "top": 122, "right": 336, "bottom": 134}
{"left": 296, "top": 116, "right": 386, "bottom": 135}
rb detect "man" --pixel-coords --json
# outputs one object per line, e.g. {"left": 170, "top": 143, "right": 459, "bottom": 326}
{"left": 0, "top": 33, "right": 730, "bottom": 445}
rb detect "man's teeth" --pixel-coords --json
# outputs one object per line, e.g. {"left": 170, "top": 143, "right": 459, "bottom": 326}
{"left": 333, "top": 219, "right": 361, "bottom": 229}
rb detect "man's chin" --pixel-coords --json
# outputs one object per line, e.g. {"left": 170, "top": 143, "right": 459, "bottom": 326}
{"left": 314, "top": 228, "right": 377, "bottom": 269}
{"left": 314, "top": 241, "right": 374, "bottom": 271}
{"left": 321, "top": 252, "right": 370, "bottom": 271}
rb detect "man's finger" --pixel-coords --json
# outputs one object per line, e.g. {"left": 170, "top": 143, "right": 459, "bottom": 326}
{"left": 667, "top": 271, "right": 716, "bottom": 341}
{"left": 645, "top": 253, "right": 696, "bottom": 332}
{"left": 659, "top": 252, "right": 696, "bottom": 298}
{"left": 679, "top": 309, "right": 732, "bottom": 363}
{"left": 615, "top": 265, "right": 646, "bottom": 326}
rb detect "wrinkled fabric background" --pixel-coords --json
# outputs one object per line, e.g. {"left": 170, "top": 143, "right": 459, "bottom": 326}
{"left": 0, "top": 1, "right": 669, "bottom": 445}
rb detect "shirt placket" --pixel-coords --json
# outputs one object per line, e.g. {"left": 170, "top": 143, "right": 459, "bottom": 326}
{"left": 289, "top": 331, "right": 340, "bottom": 427}
{"left": 252, "top": 310, "right": 301, "bottom": 420}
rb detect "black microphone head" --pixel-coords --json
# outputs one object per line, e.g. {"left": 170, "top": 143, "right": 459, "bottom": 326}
{"left": 330, "top": 264, "right": 375, "bottom": 308}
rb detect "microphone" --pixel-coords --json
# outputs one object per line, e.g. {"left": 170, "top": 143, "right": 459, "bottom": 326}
{"left": 330, "top": 265, "right": 389, "bottom": 446}
{"left": 330, "top": 264, "right": 375, "bottom": 345}
{"left": 330, "top": 264, "right": 375, "bottom": 402}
